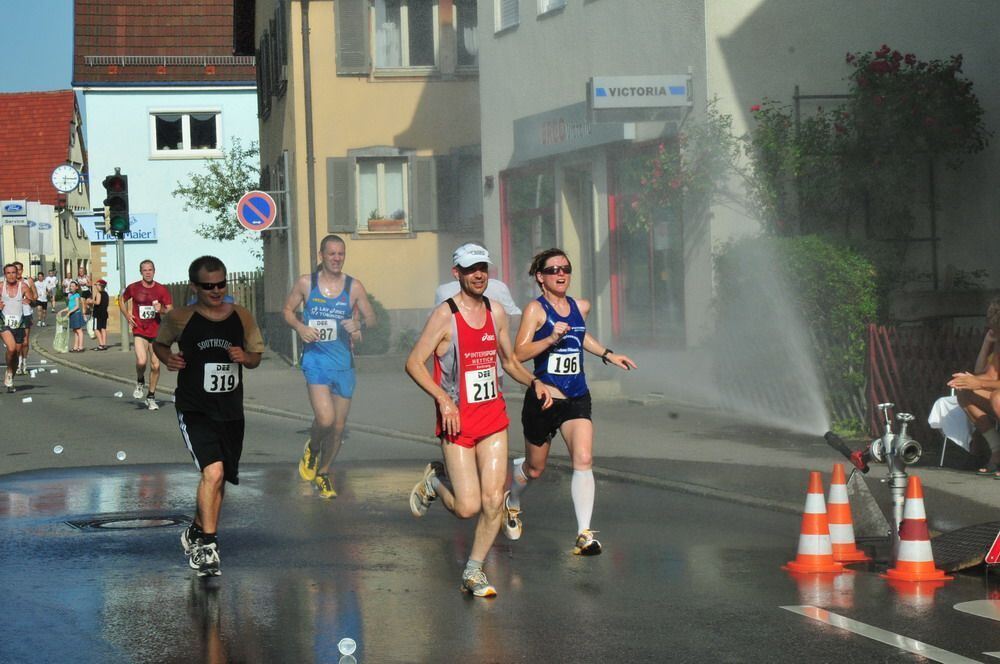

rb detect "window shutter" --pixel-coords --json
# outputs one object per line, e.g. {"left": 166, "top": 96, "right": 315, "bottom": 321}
{"left": 497, "top": 0, "right": 519, "bottom": 30}
{"left": 336, "top": 0, "right": 370, "bottom": 75}
{"left": 436, "top": 155, "right": 457, "bottom": 231}
{"left": 327, "top": 157, "right": 355, "bottom": 232}
{"left": 411, "top": 157, "right": 438, "bottom": 232}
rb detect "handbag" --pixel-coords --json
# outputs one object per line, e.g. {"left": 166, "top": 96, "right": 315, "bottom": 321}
{"left": 86, "top": 316, "right": 97, "bottom": 339}
{"left": 53, "top": 317, "right": 69, "bottom": 353}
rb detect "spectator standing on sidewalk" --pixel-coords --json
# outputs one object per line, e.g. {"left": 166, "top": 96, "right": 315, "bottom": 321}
{"left": 949, "top": 297, "right": 1000, "bottom": 476}
{"left": 59, "top": 281, "right": 85, "bottom": 352}
{"left": 508, "top": 248, "right": 637, "bottom": 556}
{"left": 154, "top": 255, "right": 264, "bottom": 577}
{"left": 119, "top": 259, "right": 173, "bottom": 410}
{"left": 91, "top": 279, "right": 110, "bottom": 350}
{"left": 284, "top": 234, "right": 377, "bottom": 499}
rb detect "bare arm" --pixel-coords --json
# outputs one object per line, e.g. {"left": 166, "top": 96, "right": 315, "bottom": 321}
{"left": 974, "top": 330, "right": 996, "bottom": 374}
{"left": 495, "top": 307, "right": 552, "bottom": 409}
{"left": 405, "top": 305, "right": 461, "bottom": 436}
{"left": 344, "top": 279, "right": 377, "bottom": 338}
{"left": 577, "top": 299, "right": 637, "bottom": 371}
{"left": 118, "top": 293, "right": 136, "bottom": 329}
{"left": 514, "top": 300, "right": 567, "bottom": 362}
{"left": 282, "top": 275, "right": 320, "bottom": 343}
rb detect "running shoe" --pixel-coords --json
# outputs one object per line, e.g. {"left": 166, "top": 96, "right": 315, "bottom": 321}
{"left": 146, "top": 397, "right": 159, "bottom": 411}
{"left": 133, "top": 383, "right": 145, "bottom": 399}
{"left": 298, "top": 439, "right": 318, "bottom": 481}
{"left": 573, "top": 529, "right": 603, "bottom": 556}
{"left": 189, "top": 541, "right": 221, "bottom": 577}
{"left": 409, "top": 461, "right": 443, "bottom": 518}
{"left": 4, "top": 371, "right": 13, "bottom": 393}
{"left": 181, "top": 524, "right": 199, "bottom": 556}
{"left": 502, "top": 491, "right": 522, "bottom": 541}
{"left": 16, "top": 360, "right": 25, "bottom": 376}
{"left": 313, "top": 473, "right": 337, "bottom": 499}
{"left": 460, "top": 569, "right": 497, "bottom": 598}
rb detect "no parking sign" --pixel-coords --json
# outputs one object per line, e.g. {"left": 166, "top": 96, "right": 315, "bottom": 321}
{"left": 236, "top": 190, "right": 277, "bottom": 231}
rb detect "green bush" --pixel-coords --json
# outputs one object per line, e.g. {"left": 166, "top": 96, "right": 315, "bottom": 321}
{"left": 355, "top": 294, "right": 391, "bottom": 355}
{"left": 395, "top": 327, "right": 420, "bottom": 353}
{"left": 715, "top": 235, "right": 877, "bottom": 394}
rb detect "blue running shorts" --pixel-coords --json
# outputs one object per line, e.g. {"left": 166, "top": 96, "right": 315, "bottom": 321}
{"left": 301, "top": 353, "right": 356, "bottom": 398}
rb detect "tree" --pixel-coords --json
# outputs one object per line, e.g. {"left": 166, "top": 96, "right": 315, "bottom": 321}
{"left": 172, "top": 138, "right": 263, "bottom": 260}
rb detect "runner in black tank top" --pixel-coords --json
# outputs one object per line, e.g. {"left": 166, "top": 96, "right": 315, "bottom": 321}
{"left": 154, "top": 256, "right": 265, "bottom": 577}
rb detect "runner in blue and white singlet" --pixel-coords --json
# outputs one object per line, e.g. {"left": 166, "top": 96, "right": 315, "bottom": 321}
{"left": 284, "top": 235, "right": 377, "bottom": 499}
{"left": 531, "top": 295, "right": 588, "bottom": 398}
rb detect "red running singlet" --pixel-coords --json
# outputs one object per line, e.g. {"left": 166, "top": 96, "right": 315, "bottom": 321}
{"left": 433, "top": 298, "right": 509, "bottom": 447}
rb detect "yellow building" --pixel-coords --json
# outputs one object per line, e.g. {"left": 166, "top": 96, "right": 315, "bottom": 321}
{"left": 255, "top": 0, "right": 482, "bottom": 355}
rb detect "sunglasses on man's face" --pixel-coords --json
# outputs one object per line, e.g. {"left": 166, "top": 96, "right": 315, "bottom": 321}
{"left": 539, "top": 265, "right": 572, "bottom": 275}
{"left": 196, "top": 280, "right": 228, "bottom": 291}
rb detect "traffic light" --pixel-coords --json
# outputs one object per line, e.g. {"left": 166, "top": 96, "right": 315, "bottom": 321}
{"left": 102, "top": 169, "right": 129, "bottom": 236}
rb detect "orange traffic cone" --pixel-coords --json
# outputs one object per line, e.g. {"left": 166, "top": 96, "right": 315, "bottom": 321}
{"left": 882, "top": 475, "right": 952, "bottom": 582}
{"left": 827, "top": 464, "right": 870, "bottom": 563}
{"left": 783, "top": 471, "right": 845, "bottom": 573}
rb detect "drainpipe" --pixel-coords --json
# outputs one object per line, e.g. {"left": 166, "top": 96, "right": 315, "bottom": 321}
{"left": 301, "top": 0, "right": 318, "bottom": 264}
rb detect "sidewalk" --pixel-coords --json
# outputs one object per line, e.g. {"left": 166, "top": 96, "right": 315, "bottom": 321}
{"left": 25, "top": 322, "right": 1000, "bottom": 527}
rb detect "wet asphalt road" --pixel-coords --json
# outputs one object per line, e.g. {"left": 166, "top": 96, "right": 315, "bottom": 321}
{"left": 4, "top": 364, "right": 1000, "bottom": 662}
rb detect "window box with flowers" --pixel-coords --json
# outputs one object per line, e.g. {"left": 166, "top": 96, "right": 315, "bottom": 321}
{"left": 366, "top": 209, "right": 407, "bottom": 232}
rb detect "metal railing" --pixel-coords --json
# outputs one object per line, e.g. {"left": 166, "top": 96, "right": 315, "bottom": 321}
{"left": 85, "top": 55, "right": 255, "bottom": 67}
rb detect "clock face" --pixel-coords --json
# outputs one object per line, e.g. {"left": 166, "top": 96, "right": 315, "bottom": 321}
{"left": 51, "top": 164, "right": 81, "bottom": 193}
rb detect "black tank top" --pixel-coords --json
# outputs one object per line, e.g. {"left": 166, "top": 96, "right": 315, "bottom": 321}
{"left": 93, "top": 291, "right": 109, "bottom": 317}
{"left": 175, "top": 311, "right": 248, "bottom": 421}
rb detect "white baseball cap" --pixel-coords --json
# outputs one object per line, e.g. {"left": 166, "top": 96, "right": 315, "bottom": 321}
{"left": 452, "top": 243, "right": 492, "bottom": 268}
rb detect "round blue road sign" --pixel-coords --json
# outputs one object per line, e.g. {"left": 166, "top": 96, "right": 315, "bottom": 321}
{"left": 237, "top": 190, "right": 277, "bottom": 231}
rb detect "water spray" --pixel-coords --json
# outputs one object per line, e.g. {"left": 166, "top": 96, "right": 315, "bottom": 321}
{"left": 823, "top": 402, "right": 922, "bottom": 546}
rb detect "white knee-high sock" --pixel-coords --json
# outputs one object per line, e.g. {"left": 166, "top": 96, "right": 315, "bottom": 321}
{"left": 571, "top": 469, "right": 595, "bottom": 534}
{"left": 508, "top": 458, "right": 529, "bottom": 508}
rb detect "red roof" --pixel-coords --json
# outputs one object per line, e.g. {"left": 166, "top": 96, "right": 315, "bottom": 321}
{"left": 74, "top": 0, "right": 256, "bottom": 84}
{"left": 0, "top": 90, "right": 81, "bottom": 206}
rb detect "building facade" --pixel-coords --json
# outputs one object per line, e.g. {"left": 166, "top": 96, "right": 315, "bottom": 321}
{"left": 255, "top": 0, "right": 482, "bottom": 355}
{"left": 72, "top": 0, "right": 260, "bottom": 290}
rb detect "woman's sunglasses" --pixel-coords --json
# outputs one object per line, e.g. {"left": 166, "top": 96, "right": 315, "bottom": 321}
{"left": 539, "top": 265, "right": 572, "bottom": 275}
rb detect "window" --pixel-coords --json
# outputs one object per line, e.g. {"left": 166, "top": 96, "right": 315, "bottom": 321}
{"left": 357, "top": 158, "right": 409, "bottom": 231}
{"left": 374, "top": 0, "right": 438, "bottom": 69}
{"left": 455, "top": 0, "right": 479, "bottom": 67}
{"left": 150, "top": 111, "right": 222, "bottom": 158}
{"left": 538, "top": 0, "right": 566, "bottom": 14}
{"left": 495, "top": 0, "right": 519, "bottom": 32}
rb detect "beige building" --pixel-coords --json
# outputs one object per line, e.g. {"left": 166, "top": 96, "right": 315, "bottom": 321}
{"left": 255, "top": 0, "right": 482, "bottom": 355}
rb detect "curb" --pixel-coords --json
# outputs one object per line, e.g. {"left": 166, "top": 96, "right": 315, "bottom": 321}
{"left": 32, "top": 343, "right": 801, "bottom": 516}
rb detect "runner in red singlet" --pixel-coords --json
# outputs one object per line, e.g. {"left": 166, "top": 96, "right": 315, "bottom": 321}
{"left": 405, "top": 243, "right": 552, "bottom": 598}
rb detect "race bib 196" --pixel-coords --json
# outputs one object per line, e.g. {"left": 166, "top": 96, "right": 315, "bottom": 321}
{"left": 204, "top": 363, "right": 238, "bottom": 393}
{"left": 138, "top": 305, "right": 156, "bottom": 320}
{"left": 465, "top": 367, "right": 498, "bottom": 403}
{"left": 308, "top": 319, "right": 337, "bottom": 342}
{"left": 547, "top": 352, "right": 580, "bottom": 375}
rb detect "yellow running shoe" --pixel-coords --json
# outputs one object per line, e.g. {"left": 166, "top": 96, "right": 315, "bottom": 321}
{"left": 573, "top": 529, "right": 602, "bottom": 556}
{"left": 298, "top": 439, "right": 318, "bottom": 481}
{"left": 313, "top": 473, "right": 337, "bottom": 499}
{"left": 460, "top": 569, "right": 497, "bottom": 598}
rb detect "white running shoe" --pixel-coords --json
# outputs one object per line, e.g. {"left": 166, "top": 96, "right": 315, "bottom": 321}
{"left": 460, "top": 569, "right": 497, "bottom": 597}
{"left": 4, "top": 370, "right": 13, "bottom": 393}
{"left": 133, "top": 383, "right": 145, "bottom": 399}
{"left": 146, "top": 397, "right": 159, "bottom": 411}
{"left": 502, "top": 491, "right": 522, "bottom": 541}
{"left": 409, "top": 462, "right": 443, "bottom": 518}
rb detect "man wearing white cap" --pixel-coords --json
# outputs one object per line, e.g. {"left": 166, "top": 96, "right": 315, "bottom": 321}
{"left": 434, "top": 243, "right": 521, "bottom": 317}
{"left": 405, "top": 243, "right": 552, "bottom": 598}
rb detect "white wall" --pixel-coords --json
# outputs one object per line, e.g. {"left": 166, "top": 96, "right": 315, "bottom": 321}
{"left": 81, "top": 87, "right": 260, "bottom": 293}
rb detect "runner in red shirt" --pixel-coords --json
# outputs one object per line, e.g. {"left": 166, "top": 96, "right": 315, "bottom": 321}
{"left": 405, "top": 244, "right": 552, "bottom": 598}
{"left": 119, "top": 259, "right": 173, "bottom": 410}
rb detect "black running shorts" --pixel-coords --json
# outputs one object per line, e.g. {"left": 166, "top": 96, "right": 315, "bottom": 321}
{"left": 177, "top": 411, "right": 245, "bottom": 485}
{"left": 521, "top": 388, "right": 592, "bottom": 446}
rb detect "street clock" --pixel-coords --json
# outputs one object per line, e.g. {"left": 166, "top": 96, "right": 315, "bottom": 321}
{"left": 51, "top": 164, "right": 81, "bottom": 193}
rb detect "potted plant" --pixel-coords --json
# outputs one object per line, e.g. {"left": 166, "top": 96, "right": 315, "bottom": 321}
{"left": 367, "top": 209, "right": 406, "bottom": 232}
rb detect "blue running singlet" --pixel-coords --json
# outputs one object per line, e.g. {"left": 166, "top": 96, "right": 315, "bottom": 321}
{"left": 302, "top": 272, "right": 354, "bottom": 370}
{"left": 531, "top": 296, "right": 588, "bottom": 398}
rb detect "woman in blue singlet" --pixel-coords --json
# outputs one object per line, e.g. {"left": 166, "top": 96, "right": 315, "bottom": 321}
{"left": 506, "top": 248, "right": 637, "bottom": 556}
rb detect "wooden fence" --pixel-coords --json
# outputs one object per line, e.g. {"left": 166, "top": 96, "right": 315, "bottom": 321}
{"left": 163, "top": 271, "right": 264, "bottom": 323}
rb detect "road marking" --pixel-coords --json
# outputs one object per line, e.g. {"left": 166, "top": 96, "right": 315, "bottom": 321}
{"left": 781, "top": 605, "right": 982, "bottom": 663}
{"left": 955, "top": 601, "right": 1000, "bottom": 622}
{"left": 983, "top": 653, "right": 1000, "bottom": 660}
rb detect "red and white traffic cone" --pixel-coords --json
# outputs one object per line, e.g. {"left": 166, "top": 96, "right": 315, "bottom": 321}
{"left": 827, "top": 463, "right": 870, "bottom": 563}
{"left": 882, "top": 475, "right": 952, "bottom": 582}
{"left": 783, "top": 471, "right": 845, "bottom": 573}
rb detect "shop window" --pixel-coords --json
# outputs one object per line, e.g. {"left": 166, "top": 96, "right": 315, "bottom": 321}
{"left": 375, "top": 0, "right": 438, "bottom": 69}
{"left": 150, "top": 112, "right": 222, "bottom": 158}
{"left": 501, "top": 168, "right": 556, "bottom": 303}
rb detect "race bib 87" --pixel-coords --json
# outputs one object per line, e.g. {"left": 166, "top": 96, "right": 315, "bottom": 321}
{"left": 204, "top": 363, "right": 239, "bottom": 393}
{"left": 464, "top": 367, "right": 498, "bottom": 403}
{"left": 308, "top": 319, "right": 337, "bottom": 342}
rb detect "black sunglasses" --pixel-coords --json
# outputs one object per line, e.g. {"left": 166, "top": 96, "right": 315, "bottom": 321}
{"left": 196, "top": 280, "right": 228, "bottom": 291}
{"left": 539, "top": 265, "right": 572, "bottom": 275}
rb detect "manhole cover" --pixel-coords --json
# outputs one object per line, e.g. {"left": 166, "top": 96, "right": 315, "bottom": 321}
{"left": 66, "top": 513, "right": 190, "bottom": 531}
{"left": 932, "top": 520, "right": 1000, "bottom": 572}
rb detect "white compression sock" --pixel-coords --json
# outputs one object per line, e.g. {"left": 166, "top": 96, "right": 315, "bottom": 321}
{"left": 508, "top": 458, "right": 529, "bottom": 508}
{"left": 571, "top": 469, "right": 595, "bottom": 534}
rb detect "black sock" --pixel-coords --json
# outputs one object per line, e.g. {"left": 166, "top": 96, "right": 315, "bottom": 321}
{"left": 201, "top": 533, "right": 217, "bottom": 546}
{"left": 146, "top": 392, "right": 154, "bottom": 399}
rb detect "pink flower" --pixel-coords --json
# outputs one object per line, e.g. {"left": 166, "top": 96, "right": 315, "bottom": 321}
{"left": 750, "top": 104, "right": 761, "bottom": 112}
{"left": 630, "top": 200, "right": 639, "bottom": 210}
{"left": 904, "top": 53, "right": 916, "bottom": 66}
{"left": 669, "top": 178, "right": 682, "bottom": 190}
